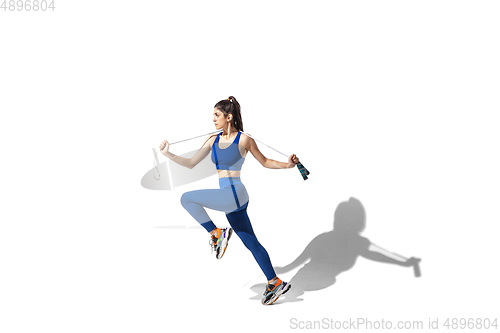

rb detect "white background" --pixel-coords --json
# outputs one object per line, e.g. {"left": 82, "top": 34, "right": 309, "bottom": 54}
{"left": 1, "top": 1, "right": 499, "bottom": 332}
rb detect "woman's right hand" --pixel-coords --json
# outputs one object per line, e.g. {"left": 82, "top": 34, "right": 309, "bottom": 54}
{"left": 159, "top": 140, "right": 170, "bottom": 155}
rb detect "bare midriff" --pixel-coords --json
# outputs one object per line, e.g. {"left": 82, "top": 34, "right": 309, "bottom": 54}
{"left": 217, "top": 170, "right": 241, "bottom": 178}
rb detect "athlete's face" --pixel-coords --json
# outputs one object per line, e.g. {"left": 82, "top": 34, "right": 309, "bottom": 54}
{"left": 213, "top": 108, "right": 232, "bottom": 130}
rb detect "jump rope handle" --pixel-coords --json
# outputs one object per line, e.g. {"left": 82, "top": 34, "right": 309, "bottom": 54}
{"left": 296, "top": 162, "right": 310, "bottom": 180}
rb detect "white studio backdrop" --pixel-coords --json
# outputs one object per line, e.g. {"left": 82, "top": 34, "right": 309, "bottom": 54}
{"left": 1, "top": 1, "right": 499, "bottom": 332}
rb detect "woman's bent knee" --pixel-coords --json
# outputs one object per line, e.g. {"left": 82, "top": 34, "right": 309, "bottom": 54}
{"left": 180, "top": 192, "right": 192, "bottom": 208}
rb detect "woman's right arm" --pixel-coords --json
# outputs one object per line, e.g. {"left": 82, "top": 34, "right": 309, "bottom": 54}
{"left": 159, "top": 135, "right": 216, "bottom": 169}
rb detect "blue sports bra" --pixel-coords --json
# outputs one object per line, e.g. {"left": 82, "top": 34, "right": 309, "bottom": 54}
{"left": 211, "top": 131, "right": 245, "bottom": 171}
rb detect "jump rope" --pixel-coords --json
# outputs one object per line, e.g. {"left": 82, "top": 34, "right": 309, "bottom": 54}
{"left": 152, "top": 129, "right": 310, "bottom": 181}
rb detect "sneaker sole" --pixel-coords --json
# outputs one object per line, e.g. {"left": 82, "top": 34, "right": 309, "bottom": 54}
{"left": 263, "top": 283, "right": 291, "bottom": 305}
{"left": 217, "top": 228, "right": 233, "bottom": 259}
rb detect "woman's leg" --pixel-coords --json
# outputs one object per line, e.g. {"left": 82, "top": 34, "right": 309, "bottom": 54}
{"left": 180, "top": 187, "right": 246, "bottom": 232}
{"left": 225, "top": 207, "right": 277, "bottom": 281}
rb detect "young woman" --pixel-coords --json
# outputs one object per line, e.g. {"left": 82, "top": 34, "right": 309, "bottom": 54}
{"left": 159, "top": 96, "right": 299, "bottom": 305}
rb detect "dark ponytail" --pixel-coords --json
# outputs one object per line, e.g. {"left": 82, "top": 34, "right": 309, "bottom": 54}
{"left": 214, "top": 96, "right": 244, "bottom": 132}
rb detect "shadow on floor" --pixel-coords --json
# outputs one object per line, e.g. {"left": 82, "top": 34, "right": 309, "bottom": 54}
{"left": 249, "top": 197, "right": 421, "bottom": 304}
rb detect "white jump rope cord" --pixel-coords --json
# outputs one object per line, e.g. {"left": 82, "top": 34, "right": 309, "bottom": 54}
{"left": 153, "top": 130, "right": 292, "bottom": 180}
{"left": 241, "top": 132, "right": 289, "bottom": 158}
{"left": 155, "top": 130, "right": 291, "bottom": 158}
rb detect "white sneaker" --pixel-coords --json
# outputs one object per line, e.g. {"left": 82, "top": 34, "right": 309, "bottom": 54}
{"left": 209, "top": 227, "right": 233, "bottom": 259}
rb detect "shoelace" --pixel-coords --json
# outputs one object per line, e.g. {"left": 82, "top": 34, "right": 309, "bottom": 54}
{"left": 263, "top": 282, "right": 277, "bottom": 296}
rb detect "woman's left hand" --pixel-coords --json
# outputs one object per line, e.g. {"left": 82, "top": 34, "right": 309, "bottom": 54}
{"left": 287, "top": 154, "right": 299, "bottom": 168}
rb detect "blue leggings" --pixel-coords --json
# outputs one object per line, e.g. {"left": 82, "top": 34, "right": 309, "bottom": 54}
{"left": 180, "top": 177, "right": 276, "bottom": 281}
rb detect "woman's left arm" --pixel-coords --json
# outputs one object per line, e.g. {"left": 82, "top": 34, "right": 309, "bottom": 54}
{"left": 244, "top": 134, "right": 299, "bottom": 169}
